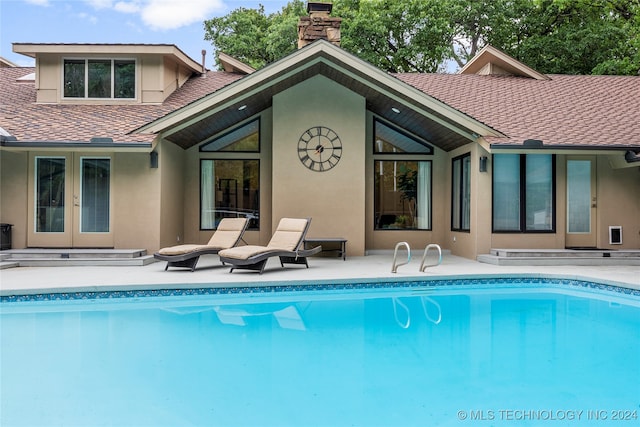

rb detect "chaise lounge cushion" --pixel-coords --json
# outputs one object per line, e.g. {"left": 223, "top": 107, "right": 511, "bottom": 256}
{"left": 157, "top": 218, "right": 248, "bottom": 255}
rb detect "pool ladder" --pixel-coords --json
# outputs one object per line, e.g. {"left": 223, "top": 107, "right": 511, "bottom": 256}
{"left": 391, "top": 242, "right": 442, "bottom": 273}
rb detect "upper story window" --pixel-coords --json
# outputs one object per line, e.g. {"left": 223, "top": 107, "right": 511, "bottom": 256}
{"left": 200, "top": 119, "right": 260, "bottom": 152}
{"left": 63, "top": 59, "right": 136, "bottom": 99}
{"left": 374, "top": 119, "right": 433, "bottom": 154}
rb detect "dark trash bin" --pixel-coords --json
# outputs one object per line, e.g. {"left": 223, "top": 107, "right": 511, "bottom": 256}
{"left": 1, "top": 223, "right": 13, "bottom": 250}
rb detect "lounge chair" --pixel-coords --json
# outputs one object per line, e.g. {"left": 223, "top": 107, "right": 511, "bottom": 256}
{"left": 154, "top": 217, "right": 249, "bottom": 271}
{"left": 218, "top": 217, "right": 322, "bottom": 274}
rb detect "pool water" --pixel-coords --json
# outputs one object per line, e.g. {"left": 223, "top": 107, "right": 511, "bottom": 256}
{"left": 1, "top": 280, "right": 639, "bottom": 426}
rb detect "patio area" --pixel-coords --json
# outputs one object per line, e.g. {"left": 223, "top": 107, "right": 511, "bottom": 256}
{"left": 1, "top": 252, "right": 638, "bottom": 296}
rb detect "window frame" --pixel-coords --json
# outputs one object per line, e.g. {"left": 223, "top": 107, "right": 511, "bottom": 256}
{"left": 62, "top": 57, "right": 137, "bottom": 100}
{"left": 451, "top": 152, "right": 471, "bottom": 232}
{"left": 491, "top": 153, "right": 556, "bottom": 233}
{"left": 199, "top": 158, "right": 260, "bottom": 231}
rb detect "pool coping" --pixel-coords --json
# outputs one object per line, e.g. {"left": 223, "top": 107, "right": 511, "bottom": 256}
{"left": 2, "top": 272, "right": 639, "bottom": 302}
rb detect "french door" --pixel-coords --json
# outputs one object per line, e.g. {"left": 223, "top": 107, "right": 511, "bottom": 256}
{"left": 565, "top": 156, "right": 597, "bottom": 248}
{"left": 28, "top": 153, "right": 113, "bottom": 248}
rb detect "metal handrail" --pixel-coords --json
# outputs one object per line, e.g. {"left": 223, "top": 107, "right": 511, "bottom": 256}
{"left": 419, "top": 243, "right": 442, "bottom": 272}
{"left": 391, "top": 242, "right": 411, "bottom": 273}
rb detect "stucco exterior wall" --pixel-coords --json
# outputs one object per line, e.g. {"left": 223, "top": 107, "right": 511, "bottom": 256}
{"left": 158, "top": 141, "right": 185, "bottom": 249}
{"left": 596, "top": 158, "right": 640, "bottom": 249}
{"left": 0, "top": 151, "right": 28, "bottom": 249}
{"left": 272, "top": 75, "right": 366, "bottom": 256}
{"left": 113, "top": 152, "right": 161, "bottom": 251}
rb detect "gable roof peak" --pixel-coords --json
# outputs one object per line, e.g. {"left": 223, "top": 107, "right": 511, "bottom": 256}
{"left": 459, "top": 44, "right": 550, "bottom": 81}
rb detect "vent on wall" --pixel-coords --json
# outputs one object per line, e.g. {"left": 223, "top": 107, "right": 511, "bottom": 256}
{"left": 609, "top": 226, "right": 622, "bottom": 245}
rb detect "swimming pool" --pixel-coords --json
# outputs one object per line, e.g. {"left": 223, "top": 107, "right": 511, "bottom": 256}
{"left": 1, "top": 278, "right": 639, "bottom": 426}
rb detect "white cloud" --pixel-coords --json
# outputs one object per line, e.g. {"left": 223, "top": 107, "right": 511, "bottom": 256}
{"left": 140, "top": 0, "right": 226, "bottom": 31}
{"left": 23, "top": 0, "right": 50, "bottom": 6}
{"left": 86, "top": 0, "right": 115, "bottom": 9}
{"left": 76, "top": 11, "right": 99, "bottom": 25}
{"left": 114, "top": 1, "right": 141, "bottom": 14}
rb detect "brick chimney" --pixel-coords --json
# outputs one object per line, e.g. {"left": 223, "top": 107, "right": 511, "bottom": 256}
{"left": 297, "top": 2, "right": 341, "bottom": 48}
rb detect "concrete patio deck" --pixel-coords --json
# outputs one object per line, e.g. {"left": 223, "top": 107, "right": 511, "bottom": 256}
{"left": 1, "top": 253, "right": 638, "bottom": 296}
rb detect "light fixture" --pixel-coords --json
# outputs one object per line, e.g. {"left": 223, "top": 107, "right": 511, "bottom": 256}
{"left": 150, "top": 151, "right": 158, "bottom": 168}
{"left": 391, "top": 107, "right": 400, "bottom": 114}
{"left": 238, "top": 104, "right": 247, "bottom": 111}
{"left": 479, "top": 156, "right": 488, "bottom": 172}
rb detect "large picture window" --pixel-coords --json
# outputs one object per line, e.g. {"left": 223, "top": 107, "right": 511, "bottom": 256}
{"left": 375, "top": 160, "right": 431, "bottom": 230}
{"left": 200, "top": 160, "right": 259, "bottom": 230}
{"left": 373, "top": 119, "right": 432, "bottom": 230}
{"left": 63, "top": 59, "right": 135, "bottom": 99}
{"left": 492, "top": 154, "right": 555, "bottom": 232}
{"left": 452, "top": 153, "right": 471, "bottom": 231}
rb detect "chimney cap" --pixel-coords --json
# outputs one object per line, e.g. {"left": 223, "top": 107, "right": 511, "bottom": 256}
{"left": 307, "top": 1, "right": 333, "bottom": 14}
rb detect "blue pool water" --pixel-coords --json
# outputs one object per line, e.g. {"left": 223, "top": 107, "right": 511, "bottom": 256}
{"left": 1, "top": 278, "right": 639, "bottom": 427}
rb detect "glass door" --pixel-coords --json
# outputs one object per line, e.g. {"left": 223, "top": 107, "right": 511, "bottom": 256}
{"left": 28, "top": 153, "right": 113, "bottom": 248}
{"left": 565, "top": 156, "right": 597, "bottom": 248}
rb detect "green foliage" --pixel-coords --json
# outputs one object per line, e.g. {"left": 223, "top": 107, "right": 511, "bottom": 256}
{"left": 203, "top": 0, "right": 640, "bottom": 75}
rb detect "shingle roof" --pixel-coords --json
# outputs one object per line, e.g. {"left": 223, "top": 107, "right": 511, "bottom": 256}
{"left": 395, "top": 73, "right": 640, "bottom": 149}
{"left": 0, "top": 67, "right": 241, "bottom": 144}
{"left": 2, "top": 64, "right": 639, "bottom": 150}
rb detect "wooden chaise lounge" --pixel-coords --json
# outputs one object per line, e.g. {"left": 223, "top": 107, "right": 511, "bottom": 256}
{"left": 154, "top": 217, "right": 249, "bottom": 271}
{"left": 218, "top": 217, "right": 321, "bottom": 274}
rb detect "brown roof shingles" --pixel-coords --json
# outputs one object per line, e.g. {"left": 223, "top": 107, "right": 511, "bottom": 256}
{"left": 395, "top": 73, "right": 640, "bottom": 148}
{"left": 2, "top": 64, "right": 639, "bottom": 150}
{"left": 0, "top": 67, "right": 242, "bottom": 144}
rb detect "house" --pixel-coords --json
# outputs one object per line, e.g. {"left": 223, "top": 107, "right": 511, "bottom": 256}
{"left": 1, "top": 2, "right": 639, "bottom": 262}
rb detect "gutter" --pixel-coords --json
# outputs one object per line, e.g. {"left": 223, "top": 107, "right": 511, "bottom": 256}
{"left": 0, "top": 135, "right": 152, "bottom": 152}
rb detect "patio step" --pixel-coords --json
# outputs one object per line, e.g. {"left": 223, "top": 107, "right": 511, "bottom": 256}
{"left": 0, "top": 249, "right": 157, "bottom": 267}
{"left": 478, "top": 248, "right": 640, "bottom": 266}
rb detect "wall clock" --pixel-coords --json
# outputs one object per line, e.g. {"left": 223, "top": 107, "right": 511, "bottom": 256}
{"left": 297, "top": 126, "right": 342, "bottom": 172}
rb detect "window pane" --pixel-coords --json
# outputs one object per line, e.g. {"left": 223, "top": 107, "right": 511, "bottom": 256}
{"left": 201, "top": 160, "right": 259, "bottom": 229}
{"left": 567, "top": 160, "right": 591, "bottom": 233}
{"left": 461, "top": 155, "right": 471, "bottom": 230}
{"left": 374, "top": 120, "right": 432, "bottom": 154}
{"left": 525, "top": 155, "right": 553, "bottom": 231}
{"left": 200, "top": 119, "right": 260, "bottom": 152}
{"left": 114, "top": 60, "right": 135, "bottom": 98}
{"left": 81, "top": 158, "right": 110, "bottom": 233}
{"left": 36, "top": 157, "right": 66, "bottom": 233}
{"left": 88, "top": 60, "right": 111, "bottom": 98}
{"left": 375, "top": 160, "right": 430, "bottom": 230}
{"left": 452, "top": 158, "right": 461, "bottom": 229}
{"left": 493, "top": 154, "right": 520, "bottom": 231}
{"left": 64, "top": 60, "right": 85, "bottom": 98}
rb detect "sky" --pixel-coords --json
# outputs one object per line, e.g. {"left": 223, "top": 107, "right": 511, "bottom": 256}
{"left": 0, "top": 0, "right": 292, "bottom": 67}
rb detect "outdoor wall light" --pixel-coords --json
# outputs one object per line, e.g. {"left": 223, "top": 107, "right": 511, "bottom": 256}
{"left": 150, "top": 151, "right": 158, "bottom": 169}
{"left": 238, "top": 104, "right": 247, "bottom": 111}
{"left": 391, "top": 107, "right": 400, "bottom": 114}
{"left": 479, "top": 156, "right": 488, "bottom": 172}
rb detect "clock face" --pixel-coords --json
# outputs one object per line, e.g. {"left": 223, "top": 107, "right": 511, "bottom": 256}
{"left": 297, "top": 126, "right": 342, "bottom": 172}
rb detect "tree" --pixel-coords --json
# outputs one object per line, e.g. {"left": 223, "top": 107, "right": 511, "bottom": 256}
{"left": 203, "top": 0, "right": 640, "bottom": 75}
{"left": 203, "top": 1, "right": 305, "bottom": 69}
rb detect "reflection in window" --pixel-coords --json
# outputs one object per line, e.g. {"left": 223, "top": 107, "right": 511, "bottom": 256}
{"left": 200, "top": 119, "right": 260, "bottom": 152}
{"left": 81, "top": 158, "right": 110, "bottom": 233}
{"left": 375, "top": 160, "right": 431, "bottom": 230}
{"left": 374, "top": 120, "right": 433, "bottom": 154}
{"left": 63, "top": 59, "right": 135, "bottom": 99}
{"left": 493, "top": 154, "right": 554, "bottom": 232}
{"left": 36, "top": 157, "right": 66, "bottom": 233}
{"left": 201, "top": 160, "right": 259, "bottom": 230}
{"left": 452, "top": 154, "right": 471, "bottom": 231}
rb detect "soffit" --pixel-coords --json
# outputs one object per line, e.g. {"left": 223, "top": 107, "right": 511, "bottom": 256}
{"left": 155, "top": 42, "right": 496, "bottom": 151}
